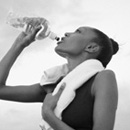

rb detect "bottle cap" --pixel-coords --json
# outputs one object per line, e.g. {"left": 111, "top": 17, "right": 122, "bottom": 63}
{"left": 49, "top": 32, "right": 60, "bottom": 41}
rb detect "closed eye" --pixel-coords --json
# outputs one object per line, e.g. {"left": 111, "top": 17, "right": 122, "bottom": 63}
{"left": 75, "top": 29, "right": 81, "bottom": 33}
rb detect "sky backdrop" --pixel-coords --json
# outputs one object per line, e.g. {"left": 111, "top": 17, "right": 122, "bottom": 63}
{"left": 0, "top": 0, "right": 130, "bottom": 130}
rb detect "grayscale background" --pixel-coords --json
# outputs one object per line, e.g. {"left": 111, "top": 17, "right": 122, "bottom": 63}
{"left": 0, "top": 0, "right": 130, "bottom": 130}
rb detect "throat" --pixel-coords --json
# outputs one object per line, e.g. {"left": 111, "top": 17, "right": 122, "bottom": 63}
{"left": 67, "top": 58, "right": 86, "bottom": 73}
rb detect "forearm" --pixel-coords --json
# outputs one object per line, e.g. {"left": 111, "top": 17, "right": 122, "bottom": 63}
{"left": 0, "top": 43, "right": 24, "bottom": 85}
{"left": 44, "top": 110, "right": 75, "bottom": 130}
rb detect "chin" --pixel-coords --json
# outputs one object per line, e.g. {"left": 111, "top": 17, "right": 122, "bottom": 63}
{"left": 55, "top": 48, "right": 67, "bottom": 58}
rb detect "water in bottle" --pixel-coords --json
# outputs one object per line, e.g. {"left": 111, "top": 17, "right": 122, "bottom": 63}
{"left": 6, "top": 11, "right": 59, "bottom": 41}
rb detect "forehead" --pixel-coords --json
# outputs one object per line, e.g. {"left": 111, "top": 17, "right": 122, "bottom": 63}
{"left": 78, "top": 26, "right": 92, "bottom": 32}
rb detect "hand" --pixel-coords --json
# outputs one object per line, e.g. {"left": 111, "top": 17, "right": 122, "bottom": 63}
{"left": 14, "top": 21, "right": 41, "bottom": 48}
{"left": 42, "top": 83, "right": 66, "bottom": 119}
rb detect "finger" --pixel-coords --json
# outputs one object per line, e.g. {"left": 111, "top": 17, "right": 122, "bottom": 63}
{"left": 30, "top": 25, "right": 35, "bottom": 34}
{"left": 31, "top": 25, "right": 42, "bottom": 37}
{"left": 25, "top": 24, "right": 32, "bottom": 34}
{"left": 55, "top": 83, "right": 66, "bottom": 97}
{"left": 25, "top": 23, "right": 30, "bottom": 34}
{"left": 27, "top": 25, "right": 42, "bottom": 42}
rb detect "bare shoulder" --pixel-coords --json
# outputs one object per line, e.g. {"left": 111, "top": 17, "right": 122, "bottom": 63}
{"left": 97, "top": 69, "right": 116, "bottom": 77}
{"left": 95, "top": 69, "right": 116, "bottom": 83}
{"left": 92, "top": 69, "right": 118, "bottom": 95}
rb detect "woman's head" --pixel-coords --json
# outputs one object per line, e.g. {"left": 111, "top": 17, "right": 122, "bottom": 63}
{"left": 90, "top": 28, "right": 119, "bottom": 67}
{"left": 55, "top": 26, "right": 119, "bottom": 67}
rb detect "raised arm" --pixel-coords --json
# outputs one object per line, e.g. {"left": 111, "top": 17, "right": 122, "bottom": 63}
{"left": 0, "top": 24, "right": 47, "bottom": 103}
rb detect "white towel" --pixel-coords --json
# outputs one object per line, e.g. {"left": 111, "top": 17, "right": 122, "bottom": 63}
{"left": 39, "top": 59, "right": 104, "bottom": 130}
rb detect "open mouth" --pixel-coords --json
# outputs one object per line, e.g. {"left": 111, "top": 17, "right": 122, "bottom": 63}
{"left": 57, "top": 37, "right": 65, "bottom": 45}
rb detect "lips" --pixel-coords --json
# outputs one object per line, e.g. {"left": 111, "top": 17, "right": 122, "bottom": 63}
{"left": 57, "top": 37, "right": 65, "bottom": 45}
{"left": 57, "top": 41, "right": 62, "bottom": 45}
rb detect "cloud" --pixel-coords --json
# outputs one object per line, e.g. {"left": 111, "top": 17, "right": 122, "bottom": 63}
{"left": 0, "top": 100, "right": 42, "bottom": 130}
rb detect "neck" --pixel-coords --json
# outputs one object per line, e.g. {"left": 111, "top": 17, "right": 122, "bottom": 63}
{"left": 66, "top": 55, "right": 88, "bottom": 73}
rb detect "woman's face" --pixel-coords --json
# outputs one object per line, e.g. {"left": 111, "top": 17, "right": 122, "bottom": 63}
{"left": 55, "top": 26, "right": 97, "bottom": 58}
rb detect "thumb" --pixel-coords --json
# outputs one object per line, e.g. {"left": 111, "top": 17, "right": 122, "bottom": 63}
{"left": 55, "top": 82, "right": 66, "bottom": 98}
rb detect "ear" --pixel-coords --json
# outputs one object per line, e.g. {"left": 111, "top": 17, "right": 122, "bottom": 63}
{"left": 85, "top": 42, "right": 100, "bottom": 53}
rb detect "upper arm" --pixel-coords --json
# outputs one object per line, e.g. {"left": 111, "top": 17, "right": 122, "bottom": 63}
{"left": 0, "top": 83, "right": 47, "bottom": 102}
{"left": 92, "top": 70, "right": 118, "bottom": 130}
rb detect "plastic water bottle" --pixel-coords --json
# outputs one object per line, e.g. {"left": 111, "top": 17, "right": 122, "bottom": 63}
{"left": 6, "top": 12, "right": 60, "bottom": 41}
{"left": 35, "top": 21, "right": 60, "bottom": 41}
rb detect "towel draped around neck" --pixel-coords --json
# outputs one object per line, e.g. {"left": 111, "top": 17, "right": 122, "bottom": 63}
{"left": 40, "top": 59, "right": 104, "bottom": 130}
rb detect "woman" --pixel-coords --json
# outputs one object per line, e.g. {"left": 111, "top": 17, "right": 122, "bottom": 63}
{"left": 0, "top": 23, "right": 118, "bottom": 130}
{"left": 41, "top": 26, "right": 118, "bottom": 130}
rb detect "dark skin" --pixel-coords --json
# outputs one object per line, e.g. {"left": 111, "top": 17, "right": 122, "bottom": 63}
{"left": 0, "top": 23, "right": 51, "bottom": 103}
{"left": 41, "top": 70, "right": 118, "bottom": 130}
{"left": 0, "top": 22, "right": 118, "bottom": 130}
